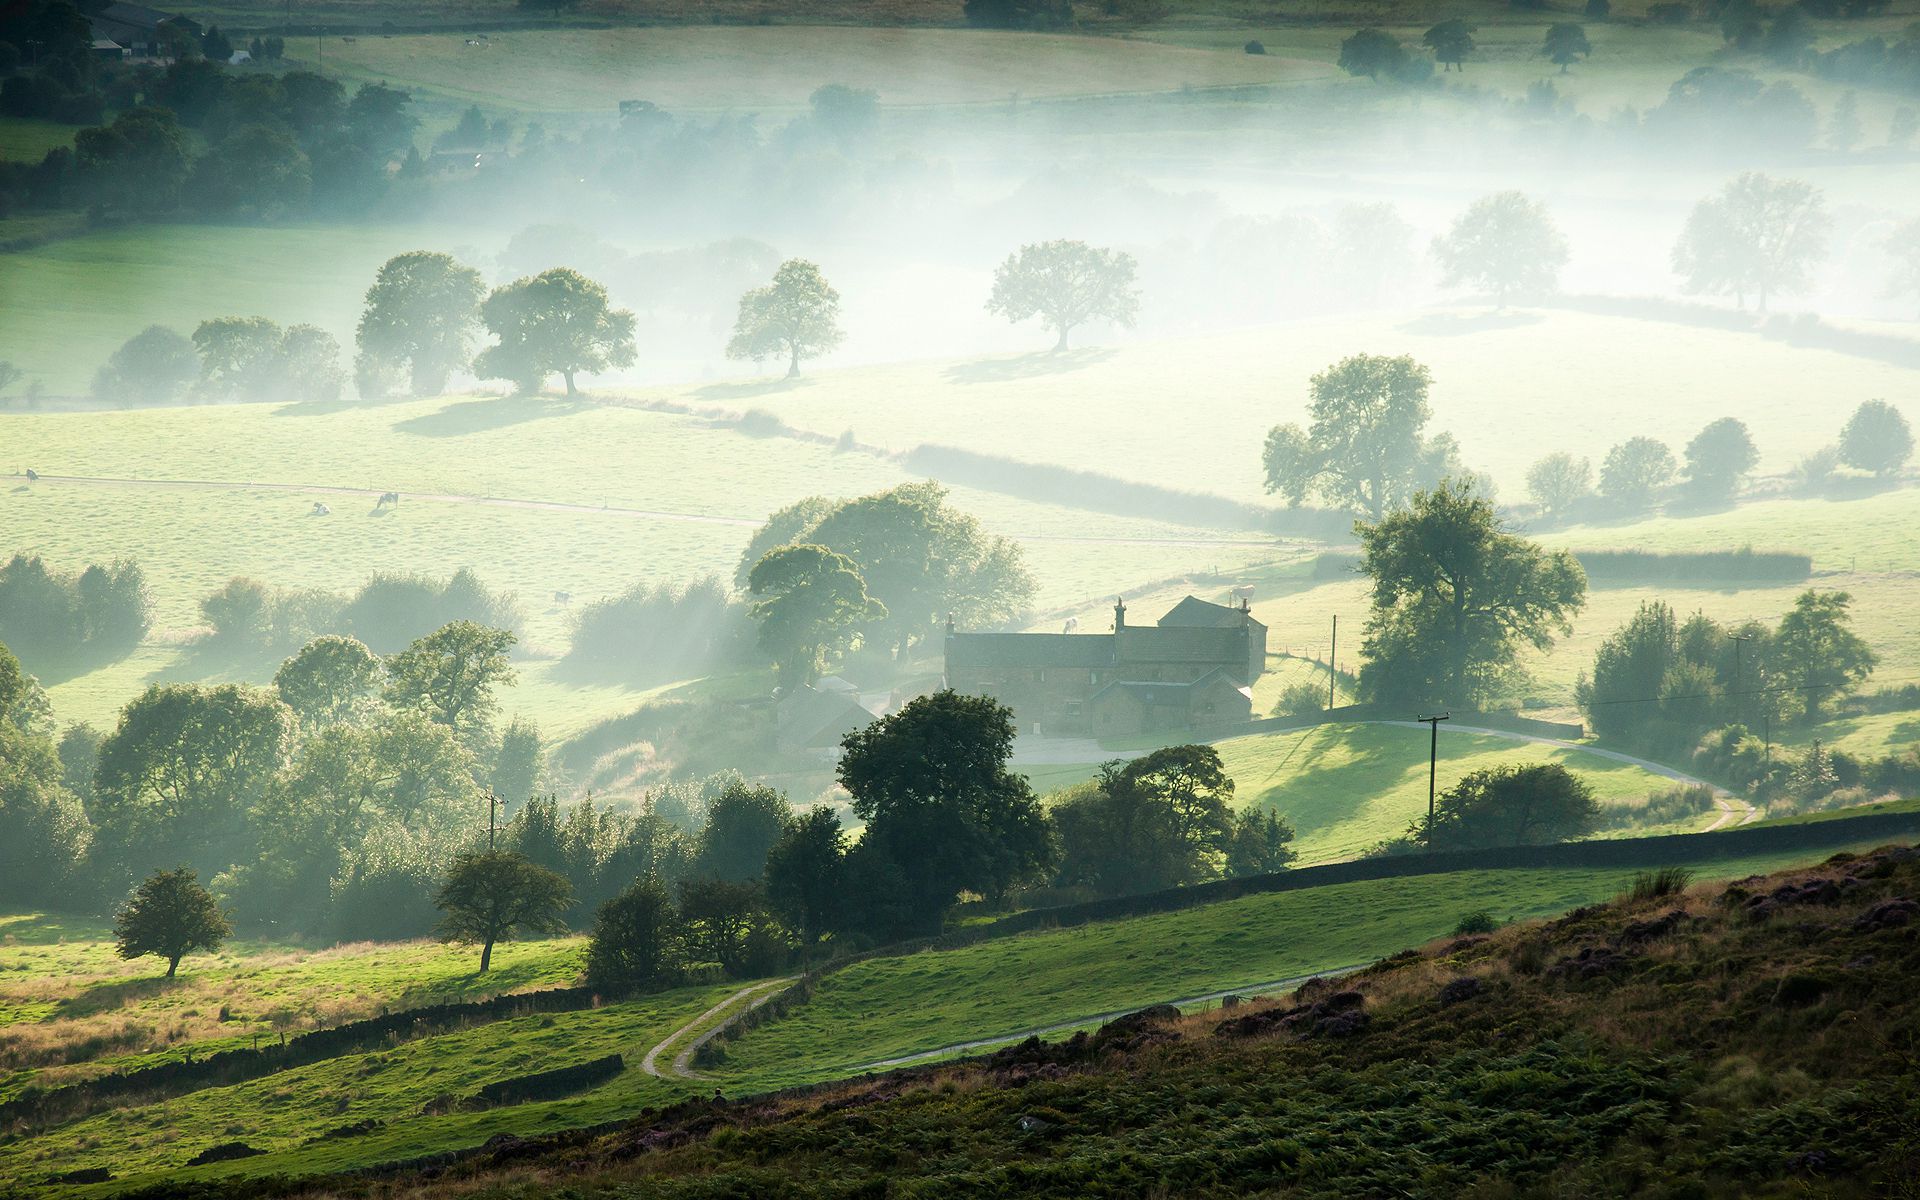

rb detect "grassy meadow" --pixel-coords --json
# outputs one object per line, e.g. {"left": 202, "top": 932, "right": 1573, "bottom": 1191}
{"left": 317, "top": 27, "right": 1335, "bottom": 113}
{"left": 0, "top": 394, "right": 1276, "bottom": 735}
{"left": 0, "top": 830, "right": 1894, "bottom": 1187}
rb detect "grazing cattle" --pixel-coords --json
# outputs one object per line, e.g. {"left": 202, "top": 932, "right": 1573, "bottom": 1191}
{"left": 1061, "top": 617, "right": 1079, "bottom": 633}
{"left": 24, "top": 469, "right": 37, "bottom": 481}
{"left": 376, "top": 491, "right": 400, "bottom": 509}
{"left": 553, "top": 591, "right": 573, "bottom": 604}
{"left": 312, "top": 502, "right": 331, "bottom": 516}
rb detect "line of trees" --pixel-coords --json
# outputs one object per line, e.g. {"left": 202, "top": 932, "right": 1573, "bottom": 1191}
{"left": 1526, "top": 400, "right": 1915, "bottom": 521}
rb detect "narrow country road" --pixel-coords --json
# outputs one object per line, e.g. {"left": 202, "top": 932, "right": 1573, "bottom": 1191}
{"left": 9, "top": 473, "right": 1272, "bottom": 548}
{"left": 850, "top": 966, "right": 1364, "bottom": 1073}
{"left": 641, "top": 978, "right": 796, "bottom": 1081}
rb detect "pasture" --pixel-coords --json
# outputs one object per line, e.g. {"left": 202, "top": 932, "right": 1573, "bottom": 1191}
{"left": 0, "top": 832, "right": 1890, "bottom": 1187}
{"left": 315, "top": 27, "right": 1336, "bottom": 113}
{"left": 0, "top": 395, "right": 1276, "bottom": 736}
{"left": 1025, "top": 721, "right": 1700, "bottom": 866}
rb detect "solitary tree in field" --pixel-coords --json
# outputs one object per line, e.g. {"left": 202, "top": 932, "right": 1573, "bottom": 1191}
{"left": 92, "top": 326, "right": 199, "bottom": 404}
{"left": 383, "top": 621, "right": 517, "bottom": 748}
{"left": 0, "top": 361, "right": 22, "bottom": 396}
{"left": 355, "top": 251, "right": 487, "bottom": 397}
{"left": 1672, "top": 173, "right": 1828, "bottom": 312}
{"left": 1356, "top": 479, "right": 1587, "bottom": 707}
{"left": 113, "top": 868, "right": 231, "bottom": 978}
{"left": 1598, "top": 436, "right": 1677, "bottom": 510}
{"left": 433, "top": 849, "right": 573, "bottom": 973}
{"left": 1432, "top": 192, "right": 1569, "bottom": 306}
{"left": 1423, "top": 20, "right": 1476, "bottom": 71}
{"left": 1525, "top": 451, "right": 1593, "bottom": 518}
{"left": 474, "top": 268, "right": 636, "bottom": 396}
{"left": 726, "top": 259, "right": 844, "bottom": 379}
{"left": 1838, "top": 399, "right": 1914, "bottom": 477}
{"left": 1682, "top": 416, "right": 1759, "bottom": 503}
{"left": 1262, "top": 353, "right": 1460, "bottom": 520}
{"left": 1543, "top": 23, "right": 1591, "bottom": 72}
{"left": 985, "top": 239, "right": 1140, "bottom": 352}
{"left": 746, "top": 544, "right": 885, "bottom": 687}
{"left": 1337, "top": 28, "right": 1406, "bottom": 80}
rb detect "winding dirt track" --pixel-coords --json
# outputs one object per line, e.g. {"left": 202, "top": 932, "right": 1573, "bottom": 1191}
{"left": 10, "top": 473, "right": 1275, "bottom": 549}
{"left": 640, "top": 978, "right": 797, "bottom": 1081}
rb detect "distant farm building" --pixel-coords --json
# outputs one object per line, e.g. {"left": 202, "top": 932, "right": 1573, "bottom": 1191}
{"left": 945, "top": 596, "right": 1266, "bottom": 737}
{"left": 88, "top": 4, "right": 201, "bottom": 58}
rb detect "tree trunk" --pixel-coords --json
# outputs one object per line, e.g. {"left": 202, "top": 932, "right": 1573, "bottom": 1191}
{"left": 478, "top": 939, "right": 494, "bottom": 973}
{"left": 563, "top": 369, "right": 577, "bottom": 397}
{"left": 786, "top": 344, "right": 802, "bottom": 379}
{"left": 166, "top": 955, "right": 180, "bottom": 978}
{"left": 1054, "top": 324, "right": 1071, "bottom": 352}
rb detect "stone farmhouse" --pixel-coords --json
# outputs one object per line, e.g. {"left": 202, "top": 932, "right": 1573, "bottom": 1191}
{"left": 944, "top": 596, "right": 1267, "bottom": 737}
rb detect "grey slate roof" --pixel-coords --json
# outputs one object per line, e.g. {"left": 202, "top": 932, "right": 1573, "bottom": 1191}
{"left": 1158, "top": 595, "right": 1265, "bottom": 631}
{"left": 1117, "top": 625, "right": 1248, "bottom": 666}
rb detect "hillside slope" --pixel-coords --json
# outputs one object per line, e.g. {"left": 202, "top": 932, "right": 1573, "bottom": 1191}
{"left": 94, "top": 841, "right": 1920, "bottom": 1199}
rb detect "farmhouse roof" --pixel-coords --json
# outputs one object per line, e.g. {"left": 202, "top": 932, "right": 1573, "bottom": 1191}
{"left": 1119, "top": 624, "right": 1250, "bottom": 666}
{"left": 96, "top": 3, "right": 185, "bottom": 29}
{"left": 945, "top": 632, "right": 1116, "bottom": 668}
{"left": 1158, "top": 595, "right": 1265, "bottom": 632}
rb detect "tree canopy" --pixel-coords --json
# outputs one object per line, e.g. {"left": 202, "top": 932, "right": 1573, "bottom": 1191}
{"left": 1672, "top": 173, "right": 1828, "bottom": 311}
{"left": 1431, "top": 191, "right": 1569, "bottom": 305}
{"left": 985, "top": 239, "right": 1140, "bottom": 351}
{"left": 725, "top": 259, "right": 844, "bottom": 378}
{"left": 1838, "top": 399, "right": 1913, "bottom": 477}
{"left": 1262, "top": 354, "right": 1463, "bottom": 520}
{"left": 1411, "top": 764, "right": 1598, "bottom": 850}
{"left": 433, "top": 849, "right": 573, "bottom": 972}
{"left": 1423, "top": 20, "right": 1476, "bottom": 71}
{"left": 382, "top": 621, "right": 518, "bottom": 748}
{"left": 1772, "top": 590, "right": 1875, "bottom": 720}
{"left": 474, "top": 267, "right": 637, "bottom": 396}
{"left": 1543, "top": 23, "right": 1592, "bottom": 72}
{"left": 746, "top": 544, "right": 885, "bottom": 687}
{"left": 355, "top": 251, "right": 486, "bottom": 397}
{"left": 1682, "top": 417, "right": 1759, "bottom": 503}
{"left": 1599, "top": 436, "right": 1677, "bottom": 510}
{"left": 1356, "top": 480, "right": 1587, "bottom": 707}
{"left": 837, "top": 690, "right": 1053, "bottom": 934}
{"left": 113, "top": 867, "right": 231, "bottom": 978}
{"left": 1526, "top": 452, "right": 1593, "bottom": 518}
{"left": 1338, "top": 28, "right": 1406, "bottom": 80}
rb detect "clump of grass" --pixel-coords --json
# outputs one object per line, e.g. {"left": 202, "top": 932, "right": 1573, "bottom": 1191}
{"left": 1623, "top": 867, "right": 1695, "bottom": 903}
{"left": 1452, "top": 911, "right": 1499, "bottom": 936}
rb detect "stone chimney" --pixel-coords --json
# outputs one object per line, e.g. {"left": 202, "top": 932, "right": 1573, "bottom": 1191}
{"left": 1113, "top": 596, "right": 1126, "bottom": 631}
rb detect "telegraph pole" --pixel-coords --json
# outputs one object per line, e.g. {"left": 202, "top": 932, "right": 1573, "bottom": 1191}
{"left": 487, "top": 792, "right": 499, "bottom": 850}
{"left": 1728, "top": 632, "right": 1752, "bottom": 722}
{"left": 1418, "top": 713, "right": 1450, "bottom": 846}
{"left": 1327, "top": 615, "right": 1338, "bottom": 711}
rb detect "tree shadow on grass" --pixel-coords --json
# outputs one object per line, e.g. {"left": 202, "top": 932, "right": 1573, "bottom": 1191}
{"left": 941, "top": 347, "right": 1115, "bottom": 385}
{"left": 1893, "top": 719, "right": 1920, "bottom": 743}
{"left": 393, "top": 952, "right": 572, "bottom": 1003}
{"left": 270, "top": 392, "right": 416, "bottom": 419}
{"left": 142, "top": 638, "right": 279, "bottom": 690}
{"left": 391, "top": 395, "right": 588, "bottom": 438}
{"left": 692, "top": 377, "right": 811, "bottom": 402}
{"left": 1396, "top": 311, "right": 1544, "bottom": 337}
{"left": 58, "top": 974, "right": 176, "bottom": 1018}
{"left": 1245, "top": 725, "right": 1406, "bottom": 843}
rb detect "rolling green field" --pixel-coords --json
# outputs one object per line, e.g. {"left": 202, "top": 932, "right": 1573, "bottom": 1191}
{"left": 1024, "top": 720, "right": 1703, "bottom": 865}
{"left": 0, "top": 917, "right": 584, "bottom": 1099}
{"left": 669, "top": 838, "right": 1889, "bottom": 1092}
{"left": 318, "top": 27, "right": 1335, "bottom": 113}
{"left": 0, "top": 118, "right": 78, "bottom": 164}
{"left": 1, "top": 830, "right": 1895, "bottom": 1188}
{"left": 0, "top": 394, "right": 1275, "bottom": 735}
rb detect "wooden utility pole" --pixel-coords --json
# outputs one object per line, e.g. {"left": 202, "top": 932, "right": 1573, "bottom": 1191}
{"left": 487, "top": 792, "right": 499, "bottom": 850}
{"left": 1418, "top": 713, "right": 1450, "bottom": 845}
{"left": 1327, "top": 615, "right": 1338, "bottom": 711}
